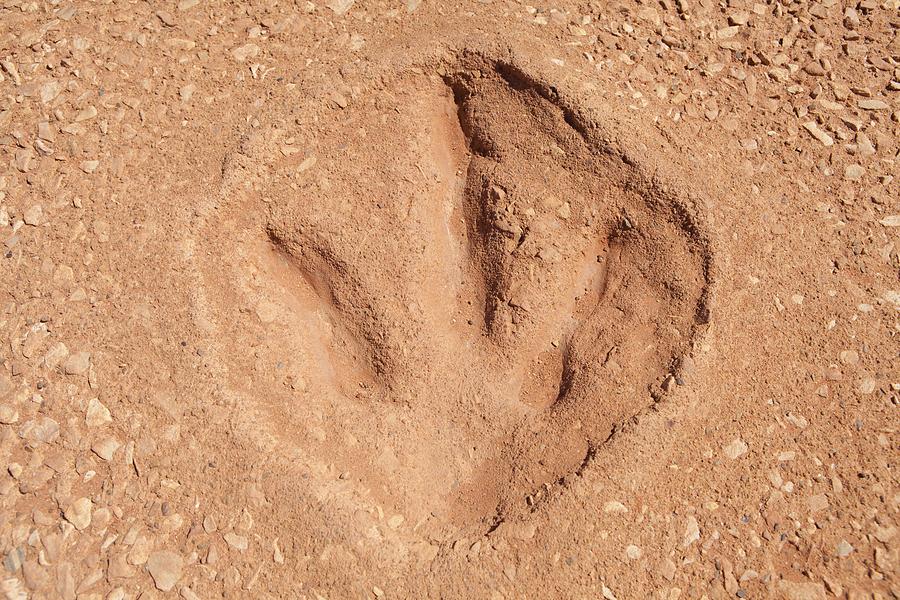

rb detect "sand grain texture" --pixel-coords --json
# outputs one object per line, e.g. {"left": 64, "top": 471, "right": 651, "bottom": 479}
{"left": 0, "top": 1, "right": 898, "bottom": 599}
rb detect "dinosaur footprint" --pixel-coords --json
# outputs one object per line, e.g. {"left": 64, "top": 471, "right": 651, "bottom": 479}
{"left": 194, "top": 51, "right": 713, "bottom": 532}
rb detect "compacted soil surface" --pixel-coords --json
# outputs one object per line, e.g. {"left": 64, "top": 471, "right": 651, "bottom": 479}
{"left": 0, "top": 0, "right": 898, "bottom": 597}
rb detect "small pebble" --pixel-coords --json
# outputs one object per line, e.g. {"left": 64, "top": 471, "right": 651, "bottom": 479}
{"left": 64, "top": 497, "right": 93, "bottom": 530}
{"left": 86, "top": 398, "right": 112, "bottom": 427}
{"left": 723, "top": 438, "right": 748, "bottom": 460}
{"left": 835, "top": 540, "right": 853, "bottom": 558}
{"left": 844, "top": 164, "right": 865, "bottom": 181}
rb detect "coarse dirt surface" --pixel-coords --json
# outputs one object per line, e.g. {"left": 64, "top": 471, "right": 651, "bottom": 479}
{"left": 0, "top": 0, "right": 898, "bottom": 598}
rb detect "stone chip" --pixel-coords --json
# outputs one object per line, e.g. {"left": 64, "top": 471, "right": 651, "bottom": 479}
{"left": 777, "top": 580, "right": 826, "bottom": 600}
{"left": 147, "top": 550, "right": 184, "bottom": 592}
{"left": 223, "top": 532, "right": 248, "bottom": 551}
{"left": 92, "top": 437, "right": 121, "bottom": 461}
{"left": 23, "top": 205, "right": 43, "bottom": 226}
{"left": 682, "top": 516, "right": 700, "bottom": 547}
{"left": 86, "top": 398, "right": 112, "bottom": 427}
{"left": 64, "top": 497, "right": 92, "bottom": 530}
{"left": 723, "top": 438, "right": 748, "bottom": 460}
{"left": 64, "top": 352, "right": 91, "bottom": 375}
{"left": 19, "top": 417, "right": 60, "bottom": 447}
{"left": 844, "top": 164, "right": 865, "bottom": 181}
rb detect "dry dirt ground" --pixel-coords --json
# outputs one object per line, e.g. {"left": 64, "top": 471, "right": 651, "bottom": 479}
{"left": 0, "top": 0, "right": 898, "bottom": 598}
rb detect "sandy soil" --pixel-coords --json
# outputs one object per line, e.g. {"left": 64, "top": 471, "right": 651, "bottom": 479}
{"left": 0, "top": 0, "right": 898, "bottom": 598}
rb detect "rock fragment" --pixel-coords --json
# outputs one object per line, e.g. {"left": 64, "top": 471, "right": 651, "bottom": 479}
{"left": 682, "top": 516, "right": 701, "bottom": 547}
{"left": 858, "top": 99, "right": 889, "bottom": 111}
{"left": 778, "top": 580, "right": 826, "bottom": 600}
{"left": 0, "top": 404, "right": 18, "bottom": 424}
{"left": 844, "top": 164, "right": 865, "bottom": 181}
{"left": 181, "top": 587, "right": 201, "bottom": 600}
{"left": 1, "top": 60, "right": 21, "bottom": 85}
{"left": 128, "top": 536, "right": 152, "bottom": 565}
{"left": 723, "top": 438, "right": 748, "bottom": 460}
{"left": 147, "top": 551, "right": 184, "bottom": 592}
{"left": 273, "top": 539, "right": 284, "bottom": 564}
{"left": 327, "top": 0, "right": 354, "bottom": 14}
{"left": 802, "top": 122, "right": 833, "bottom": 146}
{"left": 108, "top": 553, "right": 134, "bottom": 579}
{"left": 835, "top": 539, "right": 853, "bottom": 557}
{"left": 231, "top": 44, "right": 260, "bottom": 62}
{"left": 202, "top": 515, "right": 217, "bottom": 533}
{"left": 180, "top": 84, "right": 196, "bottom": 103}
{"left": 0, "top": 577, "right": 26, "bottom": 600}
{"left": 64, "top": 352, "right": 91, "bottom": 375}
{"left": 14, "top": 149, "right": 33, "bottom": 172}
{"left": 23, "top": 205, "right": 43, "bottom": 226}
{"left": 660, "top": 558, "right": 676, "bottom": 580}
{"left": 156, "top": 10, "right": 176, "bottom": 26}
{"left": 86, "top": 398, "right": 112, "bottom": 427}
{"left": 43, "top": 342, "right": 69, "bottom": 369}
{"left": 80, "top": 160, "right": 100, "bottom": 174}
{"left": 64, "top": 497, "right": 92, "bottom": 530}
{"left": 856, "top": 132, "right": 876, "bottom": 157}
{"left": 807, "top": 494, "right": 829, "bottom": 512}
{"left": 18, "top": 417, "right": 59, "bottom": 447}
{"left": 873, "top": 526, "right": 896, "bottom": 544}
{"left": 223, "top": 532, "right": 248, "bottom": 552}
{"left": 40, "top": 81, "right": 61, "bottom": 104}
{"left": 92, "top": 437, "right": 120, "bottom": 461}
{"left": 74, "top": 106, "right": 97, "bottom": 122}
{"left": 803, "top": 62, "right": 826, "bottom": 76}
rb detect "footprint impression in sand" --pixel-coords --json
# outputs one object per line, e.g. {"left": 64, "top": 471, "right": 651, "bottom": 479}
{"left": 195, "top": 51, "right": 713, "bottom": 532}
